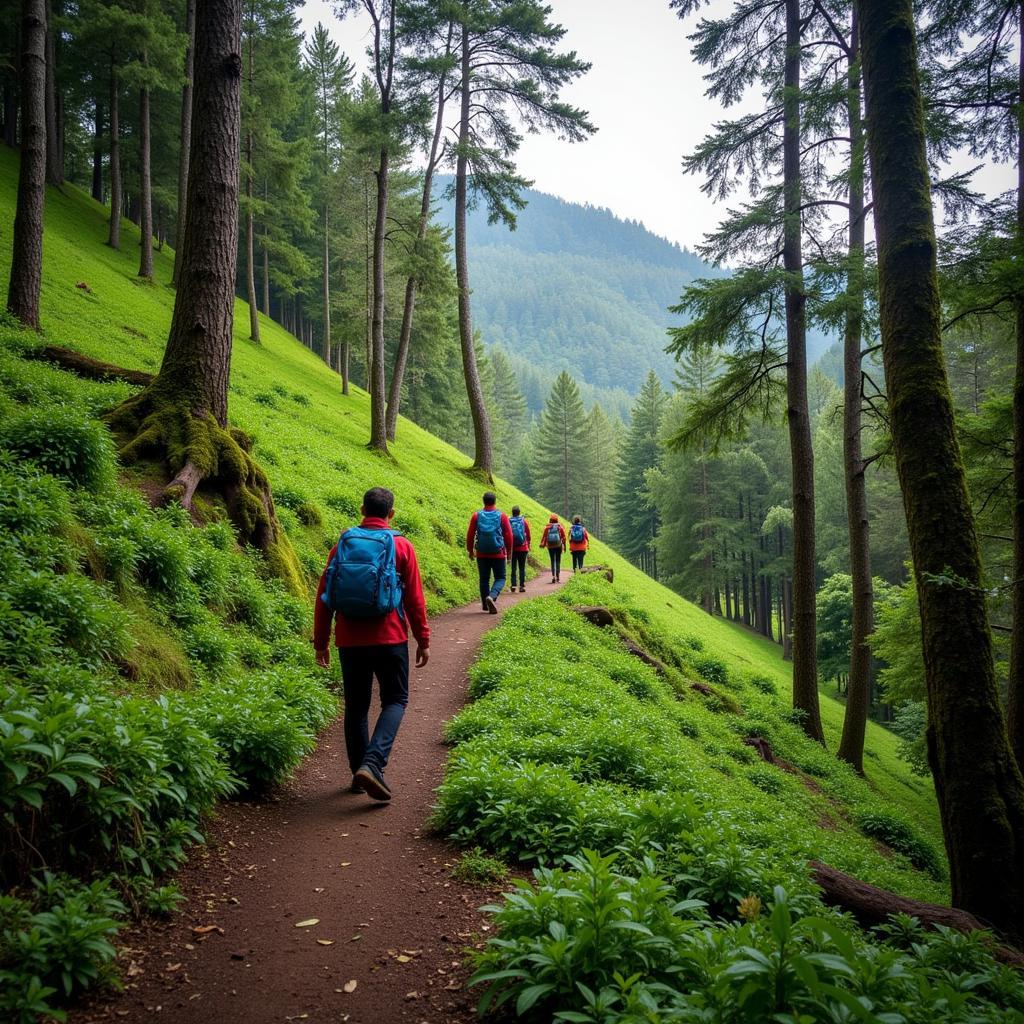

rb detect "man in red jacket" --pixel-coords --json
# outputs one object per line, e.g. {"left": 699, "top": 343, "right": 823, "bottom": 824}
{"left": 314, "top": 487, "right": 430, "bottom": 802}
{"left": 466, "top": 490, "right": 514, "bottom": 614}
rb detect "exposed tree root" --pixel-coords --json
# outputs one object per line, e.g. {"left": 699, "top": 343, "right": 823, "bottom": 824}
{"left": 28, "top": 344, "right": 156, "bottom": 386}
{"left": 105, "top": 390, "right": 305, "bottom": 596}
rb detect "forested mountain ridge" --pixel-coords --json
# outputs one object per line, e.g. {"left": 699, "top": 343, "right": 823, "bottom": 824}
{"left": 434, "top": 178, "right": 832, "bottom": 406}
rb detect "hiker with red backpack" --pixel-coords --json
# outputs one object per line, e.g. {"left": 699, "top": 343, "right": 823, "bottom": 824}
{"left": 569, "top": 516, "right": 590, "bottom": 573}
{"left": 540, "top": 514, "right": 567, "bottom": 583}
{"left": 314, "top": 487, "right": 430, "bottom": 802}
{"left": 466, "top": 491, "right": 514, "bottom": 614}
{"left": 509, "top": 505, "right": 531, "bottom": 593}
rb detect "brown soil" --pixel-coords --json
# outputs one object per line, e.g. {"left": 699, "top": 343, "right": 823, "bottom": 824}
{"left": 71, "top": 580, "right": 559, "bottom": 1024}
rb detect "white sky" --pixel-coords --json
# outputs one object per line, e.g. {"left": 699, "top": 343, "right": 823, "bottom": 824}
{"left": 297, "top": 0, "right": 1016, "bottom": 252}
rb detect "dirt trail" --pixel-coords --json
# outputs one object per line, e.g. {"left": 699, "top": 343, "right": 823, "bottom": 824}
{"left": 73, "top": 581, "right": 560, "bottom": 1024}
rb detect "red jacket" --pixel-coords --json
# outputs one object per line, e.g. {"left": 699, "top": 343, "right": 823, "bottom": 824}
{"left": 510, "top": 516, "right": 531, "bottom": 553}
{"left": 569, "top": 526, "right": 590, "bottom": 553}
{"left": 540, "top": 520, "right": 567, "bottom": 549}
{"left": 313, "top": 517, "right": 430, "bottom": 650}
{"left": 466, "top": 506, "right": 514, "bottom": 560}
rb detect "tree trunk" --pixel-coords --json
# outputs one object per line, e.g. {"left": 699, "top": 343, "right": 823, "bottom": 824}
{"left": 91, "top": 96, "right": 102, "bottom": 201}
{"left": 700, "top": 453, "right": 714, "bottom": 613}
{"left": 455, "top": 21, "right": 494, "bottom": 477}
{"left": 261, "top": 242, "right": 269, "bottom": 315}
{"left": 43, "top": 0, "right": 59, "bottom": 186}
{"left": 368, "top": 143, "right": 389, "bottom": 451}
{"left": 784, "top": 0, "right": 824, "bottom": 743}
{"left": 137, "top": 79, "right": 153, "bottom": 279}
{"left": 172, "top": 0, "right": 195, "bottom": 288}
{"left": 107, "top": 53, "right": 120, "bottom": 250}
{"left": 7, "top": 0, "right": 45, "bottom": 330}
{"left": 837, "top": 11, "right": 873, "bottom": 774}
{"left": 322, "top": 203, "right": 331, "bottom": 367}
{"left": 363, "top": 174, "right": 372, "bottom": 385}
{"left": 386, "top": 26, "right": 451, "bottom": 441}
{"left": 782, "top": 575, "right": 793, "bottom": 660}
{"left": 858, "top": 0, "right": 1024, "bottom": 942}
{"left": 1008, "top": 0, "right": 1024, "bottom": 770}
{"left": 742, "top": 552, "right": 751, "bottom": 626}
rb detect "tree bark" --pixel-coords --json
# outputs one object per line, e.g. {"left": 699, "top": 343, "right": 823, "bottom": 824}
{"left": 43, "top": 0, "right": 59, "bottom": 186}
{"left": 261, "top": 241, "right": 269, "bottom": 315}
{"left": 91, "top": 95, "right": 102, "bottom": 201}
{"left": 137, "top": 77, "right": 153, "bottom": 279}
{"left": 150, "top": 0, "right": 241, "bottom": 425}
{"left": 172, "top": 0, "right": 195, "bottom": 288}
{"left": 784, "top": 0, "right": 824, "bottom": 743}
{"left": 7, "top": 0, "right": 45, "bottom": 330}
{"left": 386, "top": 23, "right": 452, "bottom": 441}
{"left": 455, "top": 20, "right": 494, "bottom": 477}
{"left": 858, "top": 0, "right": 1024, "bottom": 942}
{"left": 107, "top": 52, "right": 120, "bottom": 250}
{"left": 1007, "top": 0, "right": 1024, "bottom": 770}
{"left": 322, "top": 203, "right": 331, "bottom": 366}
{"left": 368, "top": 141, "right": 389, "bottom": 451}
{"left": 837, "top": 11, "right": 873, "bottom": 774}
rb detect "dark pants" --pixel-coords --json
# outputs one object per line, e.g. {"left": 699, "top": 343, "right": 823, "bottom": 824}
{"left": 510, "top": 551, "right": 528, "bottom": 588}
{"left": 572, "top": 550, "right": 585, "bottom": 571}
{"left": 547, "top": 547, "right": 562, "bottom": 577}
{"left": 339, "top": 643, "right": 409, "bottom": 775}
{"left": 477, "top": 557, "right": 507, "bottom": 604}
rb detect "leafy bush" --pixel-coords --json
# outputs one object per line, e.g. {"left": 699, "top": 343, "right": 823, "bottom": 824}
{"left": 856, "top": 811, "right": 945, "bottom": 880}
{"left": 693, "top": 653, "right": 729, "bottom": 687}
{"left": 451, "top": 847, "right": 509, "bottom": 887}
{"left": 0, "top": 408, "right": 115, "bottom": 492}
{"left": 749, "top": 674, "right": 777, "bottom": 696}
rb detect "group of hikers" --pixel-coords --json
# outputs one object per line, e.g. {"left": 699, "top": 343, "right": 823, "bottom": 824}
{"left": 313, "top": 487, "right": 591, "bottom": 803}
{"left": 464, "top": 490, "right": 590, "bottom": 611}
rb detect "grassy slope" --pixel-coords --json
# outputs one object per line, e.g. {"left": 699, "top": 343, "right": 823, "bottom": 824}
{"left": 0, "top": 146, "right": 941, "bottom": 860}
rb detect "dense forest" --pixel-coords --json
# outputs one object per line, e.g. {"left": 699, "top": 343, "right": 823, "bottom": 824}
{"left": 3, "top": 0, "right": 1024, "bottom": 1020}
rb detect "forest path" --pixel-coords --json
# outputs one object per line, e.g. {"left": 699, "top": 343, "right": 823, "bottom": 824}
{"left": 73, "top": 576, "right": 564, "bottom": 1024}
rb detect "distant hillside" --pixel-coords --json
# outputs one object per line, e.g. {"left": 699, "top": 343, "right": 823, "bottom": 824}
{"left": 435, "top": 179, "right": 832, "bottom": 409}
{"left": 434, "top": 180, "right": 713, "bottom": 403}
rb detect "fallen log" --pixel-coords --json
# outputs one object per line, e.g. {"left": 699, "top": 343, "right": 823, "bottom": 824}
{"left": 809, "top": 860, "right": 1024, "bottom": 966}
{"left": 743, "top": 736, "right": 775, "bottom": 763}
{"left": 28, "top": 345, "right": 155, "bottom": 387}
{"left": 620, "top": 638, "right": 666, "bottom": 675}
{"left": 573, "top": 605, "right": 614, "bottom": 628}
{"left": 580, "top": 565, "right": 614, "bottom": 582}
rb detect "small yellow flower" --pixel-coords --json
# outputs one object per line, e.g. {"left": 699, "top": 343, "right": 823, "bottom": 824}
{"left": 737, "top": 895, "right": 762, "bottom": 922}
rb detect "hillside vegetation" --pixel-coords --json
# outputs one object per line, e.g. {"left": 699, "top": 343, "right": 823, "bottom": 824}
{"left": 0, "top": 152, "right": 952, "bottom": 1019}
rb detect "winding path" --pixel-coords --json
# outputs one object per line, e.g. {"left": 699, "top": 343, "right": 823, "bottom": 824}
{"left": 73, "top": 583, "right": 557, "bottom": 1024}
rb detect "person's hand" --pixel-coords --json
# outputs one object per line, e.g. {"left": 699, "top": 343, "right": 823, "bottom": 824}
{"left": 315, "top": 647, "right": 330, "bottom": 669}
{"left": 416, "top": 644, "right": 430, "bottom": 668}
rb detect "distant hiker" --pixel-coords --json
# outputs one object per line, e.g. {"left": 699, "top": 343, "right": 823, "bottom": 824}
{"left": 569, "top": 516, "right": 590, "bottom": 573}
{"left": 466, "top": 491, "right": 514, "bottom": 614}
{"left": 540, "top": 514, "right": 566, "bottom": 583}
{"left": 509, "top": 505, "right": 531, "bottom": 593}
{"left": 314, "top": 487, "right": 430, "bottom": 802}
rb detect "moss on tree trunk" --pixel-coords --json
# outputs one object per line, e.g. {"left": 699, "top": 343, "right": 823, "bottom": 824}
{"left": 858, "top": 0, "right": 1024, "bottom": 942}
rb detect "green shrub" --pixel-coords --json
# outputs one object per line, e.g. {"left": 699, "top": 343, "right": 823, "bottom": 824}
{"left": 0, "top": 408, "right": 115, "bottom": 492}
{"left": 856, "top": 811, "right": 945, "bottom": 880}
{"left": 693, "top": 653, "right": 729, "bottom": 687}
{"left": 296, "top": 501, "right": 323, "bottom": 528}
{"left": 451, "top": 847, "right": 509, "bottom": 886}
{"left": 747, "top": 765, "right": 782, "bottom": 794}
{"left": 183, "top": 616, "right": 236, "bottom": 680}
{"left": 749, "top": 674, "right": 777, "bottom": 696}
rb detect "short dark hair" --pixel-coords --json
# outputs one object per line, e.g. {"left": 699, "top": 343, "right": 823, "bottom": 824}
{"left": 573, "top": 515, "right": 582, "bottom": 524}
{"left": 511, "top": 505, "right": 521, "bottom": 516}
{"left": 363, "top": 487, "right": 395, "bottom": 518}
{"left": 482, "top": 491, "right": 497, "bottom": 506}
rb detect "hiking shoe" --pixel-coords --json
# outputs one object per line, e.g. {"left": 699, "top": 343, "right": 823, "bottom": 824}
{"left": 349, "top": 776, "right": 365, "bottom": 794}
{"left": 354, "top": 764, "right": 392, "bottom": 801}
{"left": 519, "top": 586, "right": 525, "bottom": 593}
{"left": 484, "top": 595, "right": 498, "bottom": 614}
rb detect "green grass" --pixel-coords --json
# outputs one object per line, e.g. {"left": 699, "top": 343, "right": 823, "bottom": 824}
{"left": 0, "top": 146, "right": 939, "bottom": 857}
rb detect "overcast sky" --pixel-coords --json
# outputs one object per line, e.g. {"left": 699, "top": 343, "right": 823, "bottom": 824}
{"left": 297, "top": 0, "right": 1016, "bottom": 252}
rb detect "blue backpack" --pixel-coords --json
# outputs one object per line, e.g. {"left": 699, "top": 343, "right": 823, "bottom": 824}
{"left": 320, "top": 527, "right": 404, "bottom": 618}
{"left": 510, "top": 515, "right": 527, "bottom": 546}
{"left": 546, "top": 523, "right": 562, "bottom": 548}
{"left": 475, "top": 508, "right": 504, "bottom": 554}
{"left": 570, "top": 523, "right": 585, "bottom": 543}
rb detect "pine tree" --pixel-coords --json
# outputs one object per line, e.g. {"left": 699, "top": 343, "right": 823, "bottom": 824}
{"left": 7, "top": 0, "right": 46, "bottom": 329}
{"left": 610, "top": 371, "right": 667, "bottom": 575}
{"left": 489, "top": 346, "right": 528, "bottom": 471}
{"left": 449, "top": 0, "right": 594, "bottom": 478}
{"left": 533, "top": 371, "right": 588, "bottom": 520}
{"left": 171, "top": 0, "right": 194, "bottom": 287}
{"left": 579, "top": 402, "right": 618, "bottom": 537}
{"left": 858, "top": 0, "right": 1024, "bottom": 941}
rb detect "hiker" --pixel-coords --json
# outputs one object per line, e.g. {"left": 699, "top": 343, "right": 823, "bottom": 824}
{"left": 540, "top": 514, "right": 566, "bottom": 583}
{"left": 466, "top": 491, "right": 514, "bottom": 614}
{"left": 313, "top": 487, "right": 430, "bottom": 802}
{"left": 569, "top": 515, "right": 590, "bottom": 573}
{"left": 508, "top": 505, "right": 531, "bottom": 593}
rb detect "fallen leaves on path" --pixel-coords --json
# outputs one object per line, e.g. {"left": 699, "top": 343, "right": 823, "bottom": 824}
{"left": 342, "top": 979, "right": 358, "bottom": 993}
{"left": 294, "top": 919, "right": 319, "bottom": 928}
